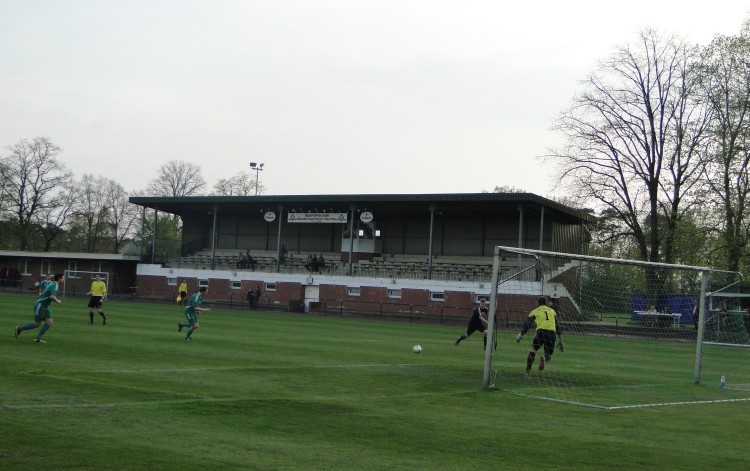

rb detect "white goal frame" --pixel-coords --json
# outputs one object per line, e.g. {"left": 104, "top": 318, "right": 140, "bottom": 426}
{"left": 482, "top": 246, "right": 741, "bottom": 395}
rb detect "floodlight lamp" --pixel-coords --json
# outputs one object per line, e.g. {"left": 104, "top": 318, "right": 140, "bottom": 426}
{"left": 250, "top": 162, "right": 257, "bottom": 168}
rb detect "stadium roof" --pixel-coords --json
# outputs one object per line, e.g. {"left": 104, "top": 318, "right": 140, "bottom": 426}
{"left": 129, "top": 192, "right": 596, "bottom": 224}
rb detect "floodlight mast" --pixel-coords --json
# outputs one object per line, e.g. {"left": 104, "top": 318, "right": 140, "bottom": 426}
{"left": 249, "top": 162, "right": 265, "bottom": 196}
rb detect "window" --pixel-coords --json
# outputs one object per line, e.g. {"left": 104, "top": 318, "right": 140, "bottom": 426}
{"left": 67, "top": 261, "right": 79, "bottom": 277}
{"left": 92, "top": 261, "right": 106, "bottom": 273}
{"left": 198, "top": 279, "right": 209, "bottom": 288}
{"left": 264, "top": 282, "right": 276, "bottom": 292}
{"left": 430, "top": 291, "right": 445, "bottom": 302}
{"left": 19, "top": 259, "right": 32, "bottom": 275}
{"left": 475, "top": 294, "right": 490, "bottom": 303}
{"left": 230, "top": 281, "right": 242, "bottom": 290}
{"left": 41, "top": 259, "right": 52, "bottom": 275}
{"left": 166, "top": 277, "right": 177, "bottom": 286}
{"left": 347, "top": 287, "right": 361, "bottom": 297}
{"left": 387, "top": 289, "right": 401, "bottom": 299}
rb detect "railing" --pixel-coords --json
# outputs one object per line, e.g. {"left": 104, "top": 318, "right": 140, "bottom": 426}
{"left": 166, "top": 257, "right": 502, "bottom": 282}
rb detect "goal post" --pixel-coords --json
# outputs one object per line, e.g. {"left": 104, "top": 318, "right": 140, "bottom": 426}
{"left": 482, "top": 246, "right": 749, "bottom": 409}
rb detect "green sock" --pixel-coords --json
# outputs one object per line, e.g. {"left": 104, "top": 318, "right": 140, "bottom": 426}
{"left": 37, "top": 323, "right": 50, "bottom": 339}
{"left": 19, "top": 322, "right": 36, "bottom": 332}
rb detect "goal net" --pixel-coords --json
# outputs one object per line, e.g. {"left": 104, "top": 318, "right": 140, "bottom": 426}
{"left": 62, "top": 270, "right": 110, "bottom": 298}
{"left": 483, "top": 246, "right": 750, "bottom": 409}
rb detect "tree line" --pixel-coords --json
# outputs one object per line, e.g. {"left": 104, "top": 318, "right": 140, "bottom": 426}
{"left": 549, "top": 20, "right": 750, "bottom": 277}
{"left": 0, "top": 138, "right": 262, "bottom": 254}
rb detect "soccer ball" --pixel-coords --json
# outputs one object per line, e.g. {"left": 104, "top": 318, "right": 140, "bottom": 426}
{"left": 412, "top": 344, "right": 422, "bottom": 354}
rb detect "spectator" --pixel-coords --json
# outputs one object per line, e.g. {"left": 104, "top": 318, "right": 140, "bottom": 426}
{"left": 280, "top": 244, "right": 288, "bottom": 264}
{"left": 246, "top": 251, "right": 256, "bottom": 271}
{"left": 304, "top": 254, "right": 315, "bottom": 272}
{"left": 236, "top": 252, "right": 246, "bottom": 269}
{"left": 317, "top": 254, "right": 326, "bottom": 271}
{"left": 254, "top": 285, "right": 262, "bottom": 309}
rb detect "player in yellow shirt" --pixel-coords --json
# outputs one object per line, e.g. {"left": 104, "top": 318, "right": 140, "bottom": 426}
{"left": 86, "top": 274, "right": 108, "bottom": 325}
{"left": 515, "top": 297, "right": 563, "bottom": 376}
{"left": 177, "top": 280, "right": 188, "bottom": 306}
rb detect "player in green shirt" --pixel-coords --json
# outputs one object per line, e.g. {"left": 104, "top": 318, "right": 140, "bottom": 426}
{"left": 515, "top": 297, "right": 563, "bottom": 376}
{"left": 38, "top": 274, "right": 53, "bottom": 295}
{"left": 15, "top": 273, "right": 65, "bottom": 343}
{"left": 178, "top": 286, "right": 210, "bottom": 340}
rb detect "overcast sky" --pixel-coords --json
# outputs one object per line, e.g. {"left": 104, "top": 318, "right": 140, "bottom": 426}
{"left": 1, "top": 1, "right": 748, "bottom": 198}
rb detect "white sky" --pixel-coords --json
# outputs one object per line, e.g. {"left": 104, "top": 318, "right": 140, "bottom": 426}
{"left": 1, "top": 0, "right": 748, "bottom": 198}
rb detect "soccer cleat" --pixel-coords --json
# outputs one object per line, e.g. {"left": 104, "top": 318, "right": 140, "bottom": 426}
{"left": 454, "top": 338, "right": 460, "bottom": 346}
{"left": 103, "top": 319, "right": 107, "bottom": 325}
{"left": 185, "top": 336, "right": 192, "bottom": 341}
{"left": 539, "top": 355, "right": 545, "bottom": 371}
{"left": 178, "top": 323, "right": 183, "bottom": 333}
{"left": 33, "top": 338, "right": 47, "bottom": 343}
{"left": 524, "top": 370, "right": 531, "bottom": 377}
{"left": 14, "top": 326, "right": 20, "bottom": 339}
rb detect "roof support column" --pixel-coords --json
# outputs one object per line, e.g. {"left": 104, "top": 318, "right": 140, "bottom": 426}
{"left": 276, "top": 204, "right": 284, "bottom": 273}
{"left": 516, "top": 204, "right": 524, "bottom": 269}
{"left": 347, "top": 204, "right": 355, "bottom": 276}
{"left": 140, "top": 206, "right": 146, "bottom": 262}
{"left": 539, "top": 205, "right": 545, "bottom": 251}
{"left": 428, "top": 204, "right": 436, "bottom": 280}
{"left": 210, "top": 205, "right": 218, "bottom": 270}
{"left": 151, "top": 207, "right": 158, "bottom": 264}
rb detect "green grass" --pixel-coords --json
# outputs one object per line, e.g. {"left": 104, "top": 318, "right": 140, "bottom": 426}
{"left": 1, "top": 292, "right": 749, "bottom": 470}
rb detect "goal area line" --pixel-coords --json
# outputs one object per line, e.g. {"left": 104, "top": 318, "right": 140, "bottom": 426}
{"left": 496, "top": 390, "right": 750, "bottom": 410}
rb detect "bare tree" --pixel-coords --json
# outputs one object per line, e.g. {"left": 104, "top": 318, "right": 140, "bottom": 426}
{"left": 146, "top": 160, "right": 207, "bottom": 197}
{"left": 213, "top": 171, "right": 262, "bottom": 196}
{"left": 697, "top": 19, "right": 750, "bottom": 274}
{"left": 549, "top": 30, "right": 710, "bottom": 267}
{"left": 35, "top": 183, "right": 80, "bottom": 252}
{"left": 103, "top": 179, "right": 140, "bottom": 253}
{"left": 74, "top": 174, "right": 111, "bottom": 252}
{"left": 0, "top": 137, "right": 72, "bottom": 250}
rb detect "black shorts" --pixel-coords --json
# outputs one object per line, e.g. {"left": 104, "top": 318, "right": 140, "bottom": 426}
{"left": 532, "top": 329, "right": 557, "bottom": 357}
{"left": 466, "top": 317, "right": 487, "bottom": 335}
{"left": 88, "top": 296, "right": 103, "bottom": 309}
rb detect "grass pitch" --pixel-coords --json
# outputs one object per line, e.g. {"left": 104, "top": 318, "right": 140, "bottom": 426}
{"left": 1, "top": 293, "right": 748, "bottom": 470}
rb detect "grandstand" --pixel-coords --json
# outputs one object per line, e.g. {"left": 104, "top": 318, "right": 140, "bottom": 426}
{"left": 129, "top": 192, "right": 594, "bottom": 313}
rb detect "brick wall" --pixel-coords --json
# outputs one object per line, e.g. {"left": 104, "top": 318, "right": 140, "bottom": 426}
{"left": 136, "top": 273, "right": 540, "bottom": 322}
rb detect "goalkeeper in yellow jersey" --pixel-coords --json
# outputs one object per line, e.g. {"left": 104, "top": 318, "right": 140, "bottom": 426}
{"left": 515, "top": 297, "right": 562, "bottom": 376}
{"left": 86, "top": 274, "right": 108, "bottom": 325}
